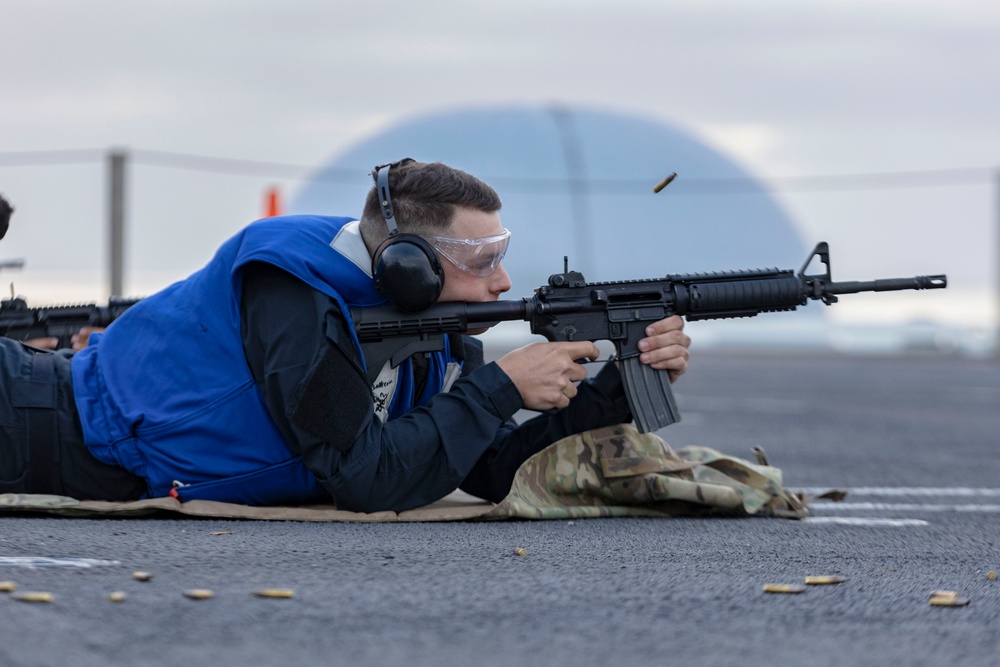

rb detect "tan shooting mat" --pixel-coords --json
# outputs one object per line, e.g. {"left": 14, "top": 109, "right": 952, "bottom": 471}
{"left": 0, "top": 425, "right": 828, "bottom": 522}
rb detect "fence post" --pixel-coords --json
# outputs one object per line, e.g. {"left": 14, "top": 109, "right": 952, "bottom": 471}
{"left": 108, "top": 150, "right": 127, "bottom": 297}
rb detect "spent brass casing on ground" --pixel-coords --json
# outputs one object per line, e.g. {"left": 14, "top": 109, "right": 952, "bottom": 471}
{"left": 763, "top": 583, "right": 806, "bottom": 594}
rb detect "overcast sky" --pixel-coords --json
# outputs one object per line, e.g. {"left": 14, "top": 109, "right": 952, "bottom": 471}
{"left": 1, "top": 0, "right": 997, "bottom": 328}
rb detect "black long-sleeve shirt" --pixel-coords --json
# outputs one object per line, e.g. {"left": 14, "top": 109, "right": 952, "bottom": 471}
{"left": 239, "top": 262, "right": 632, "bottom": 512}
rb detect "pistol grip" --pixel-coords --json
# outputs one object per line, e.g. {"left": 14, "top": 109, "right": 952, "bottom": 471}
{"left": 618, "top": 355, "right": 681, "bottom": 432}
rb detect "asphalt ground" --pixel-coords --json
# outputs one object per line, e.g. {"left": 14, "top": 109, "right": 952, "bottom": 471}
{"left": 1, "top": 349, "right": 998, "bottom": 667}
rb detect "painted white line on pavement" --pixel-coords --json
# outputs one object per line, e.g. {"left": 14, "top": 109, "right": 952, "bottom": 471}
{"left": 0, "top": 556, "right": 122, "bottom": 569}
{"left": 808, "top": 503, "right": 1000, "bottom": 512}
{"left": 802, "top": 517, "right": 930, "bottom": 527}
{"left": 797, "top": 487, "right": 1000, "bottom": 497}
{"left": 792, "top": 487, "right": 1000, "bottom": 526}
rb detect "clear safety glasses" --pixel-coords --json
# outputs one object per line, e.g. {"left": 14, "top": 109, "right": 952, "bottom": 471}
{"left": 426, "top": 228, "right": 511, "bottom": 276}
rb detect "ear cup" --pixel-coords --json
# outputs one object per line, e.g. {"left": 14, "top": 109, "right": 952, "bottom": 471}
{"left": 372, "top": 234, "right": 444, "bottom": 312}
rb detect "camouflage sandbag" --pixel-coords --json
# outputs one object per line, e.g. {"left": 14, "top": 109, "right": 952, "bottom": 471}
{"left": 483, "top": 423, "right": 807, "bottom": 520}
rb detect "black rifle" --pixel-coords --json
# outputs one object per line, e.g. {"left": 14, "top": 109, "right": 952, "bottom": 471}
{"left": 352, "top": 242, "right": 947, "bottom": 433}
{"left": 0, "top": 296, "right": 141, "bottom": 349}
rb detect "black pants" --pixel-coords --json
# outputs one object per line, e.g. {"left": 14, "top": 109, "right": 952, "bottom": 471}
{"left": 0, "top": 339, "right": 145, "bottom": 500}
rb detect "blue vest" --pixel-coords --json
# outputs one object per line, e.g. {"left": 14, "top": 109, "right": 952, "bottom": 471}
{"left": 71, "top": 215, "right": 456, "bottom": 504}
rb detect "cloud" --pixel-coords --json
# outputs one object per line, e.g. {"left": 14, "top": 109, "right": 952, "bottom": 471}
{"left": 694, "top": 123, "right": 795, "bottom": 176}
{"left": 2, "top": 79, "right": 182, "bottom": 127}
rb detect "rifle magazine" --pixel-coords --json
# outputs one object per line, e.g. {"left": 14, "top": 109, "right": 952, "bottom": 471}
{"left": 619, "top": 356, "right": 681, "bottom": 433}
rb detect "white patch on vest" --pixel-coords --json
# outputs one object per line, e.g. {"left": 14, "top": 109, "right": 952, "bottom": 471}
{"left": 442, "top": 362, "right": 462, "bottom": 393}
{"left": 329, "top": 220, "right": 373, "bottom": 276}
{"left": 371, "top": 360, "right": 460, "bottom": 421}
{"left": 371, "top": 361, "right": 398, "bottom": 423}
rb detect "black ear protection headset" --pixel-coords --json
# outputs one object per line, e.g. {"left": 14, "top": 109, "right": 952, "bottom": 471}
{"left": 370, "top": 158, "right": 446, "bottom": 312}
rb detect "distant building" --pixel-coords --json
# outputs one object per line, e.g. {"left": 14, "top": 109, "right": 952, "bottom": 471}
{"left": 291, "top": 104, "right": 809, "bottom": 296}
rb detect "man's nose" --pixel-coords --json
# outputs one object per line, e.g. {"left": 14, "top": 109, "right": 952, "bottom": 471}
{"left": 492, "top": 264, "right": 512, "bottom": 294}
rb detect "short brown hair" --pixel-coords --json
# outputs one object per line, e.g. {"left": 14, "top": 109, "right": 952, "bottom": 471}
{"left": 360, "top": 161, "right": 501, "bottom": 243}
{"left": 0, "top": 193, "right": 12, "bottom": 241}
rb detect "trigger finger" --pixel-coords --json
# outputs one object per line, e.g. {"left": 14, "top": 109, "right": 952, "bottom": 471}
{"left": 563, "top": 381, "right": 579, "bottom": 399}
{"left": 568, "top": 363, "right": 589, "bottom": 383}
{"left": 568, "top": 341, "right": 600, "bottom": 361}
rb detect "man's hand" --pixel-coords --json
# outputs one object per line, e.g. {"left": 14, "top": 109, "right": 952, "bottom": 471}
{"left": 496, "top": 341, "right": 599, "bottom": 411}
{"left": 70, "top": 327, "right": 102, "bottom": 350}
{"left": 23, "top": 326, "right": 103, "bottom": 351}
{"left": 22, "top": 336, "right": 58, "bottom": 350}
{"left": 636, "top": 315, "right": 691, "bottom": 383}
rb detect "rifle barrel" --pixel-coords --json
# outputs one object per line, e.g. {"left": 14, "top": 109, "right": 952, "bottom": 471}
{"left": 826, "top": 274, "right": 947, "bottom": 295}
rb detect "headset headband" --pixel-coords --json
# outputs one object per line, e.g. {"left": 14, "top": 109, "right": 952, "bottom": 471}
{"left": 372, "top": 158, "right": 415, "bottom": 235}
